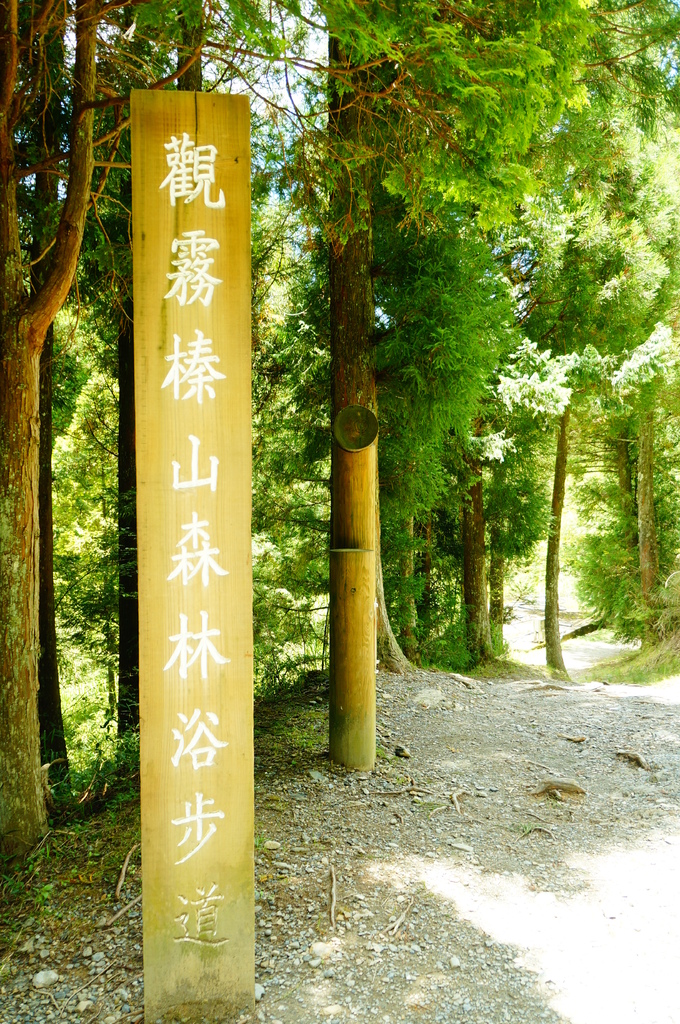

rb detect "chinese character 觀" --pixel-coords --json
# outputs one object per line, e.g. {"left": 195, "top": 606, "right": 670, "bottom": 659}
{"left": 159, "top": 133, "right": 225, "bottom": 208}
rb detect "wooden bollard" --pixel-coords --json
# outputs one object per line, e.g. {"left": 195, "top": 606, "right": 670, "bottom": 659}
{"left": 329, "top": 548, "right": 376, "bottom": 770}
{"left": 329, "top": 406, "right": 378, "bottom": 771}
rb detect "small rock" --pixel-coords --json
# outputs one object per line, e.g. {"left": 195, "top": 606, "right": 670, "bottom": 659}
{"left": 321, "top": 1006, "right": 344, "bottom": 1017}
{"left": 77, "top": 1001, "right": 95, "bottom": 1012}
{"left": 92, "top": 951, "right": 105, "bottom": 962}
{"left": 20, "top": 938, "right": 34, "bottom": 953}
{"left": 395, "top": 746, "right": 411, "bottom": 758}
{"left": 39, "top": 948, "right": 51, "bottom": 959}
{"left": 450, "top": 956, "right": 461, "bottom": 969}
{"left": 309, "top": 957, "right": 322, "bottom": 968}
{"left": 311, "top": 941, "right": 334, "bottom": 958}
{"left": 263, "top": 840, "right": 281, "bottom": 851}
{"left": 254, "top": 983, "right": 265, "bottom": 1001}
{"left": 323, "top": 968, "right": 335, "bottom": 978}
{"left": 95, "top": 915, "right": 108, "bottom": 928}
{"left": 82, "top": 946, "right": 93, "bottom": 958}
{"left": 32, "top": 970, "right": 59, "bottom": 988}
{"left": 309, "top": 770, "right": 327, "bottom": 783}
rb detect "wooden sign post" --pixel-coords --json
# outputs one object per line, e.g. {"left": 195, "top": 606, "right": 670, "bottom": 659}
{"left": 131, "top": 91, "right": 253, "bottom": 1022}
{"left": 329, "top": 406, "right": 378, "bottom": 771}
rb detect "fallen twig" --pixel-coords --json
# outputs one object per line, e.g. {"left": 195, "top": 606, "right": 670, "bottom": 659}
{"left": 97, "top": 894, "right": 142, "bottom": 928}
{"left": 533, "top": 777, "right": 586, "bottom": 797}
{"left": 617, "top": 749, "right": 651, "bottom": 771}
{"left": 449, "top": 788, "right": 471, "bottom": 815}
{"left": 428, "top": 804, "right": 448, "bottom": 819}
{"left": 329, "top": 865, "right": 336, "bottom": 930}
{"left": 388, "top": 897, "right": 413, "bottom": 936}
{"left": 521, "top": 824, "right": 555, "bottom": 839}
{"left": 525, "top": 757, "right": 561, "bottom": 775}
{"left": 558, "top": 734, "right": 586, "bottom": 743}
{"left": 115, "top": 842, "right": 140, "bottom": 899}
{"left": 375, "top": 787, "right": 433, "bottom": 797}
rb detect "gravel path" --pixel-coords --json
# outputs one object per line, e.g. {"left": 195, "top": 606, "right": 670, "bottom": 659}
{"left": 3, "top": 666, "right": 680, "bottom": 1024}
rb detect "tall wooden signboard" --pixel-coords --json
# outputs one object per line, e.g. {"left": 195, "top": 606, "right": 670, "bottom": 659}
{"left": 131, "top": 91, "right": 253, "bottom": 1022}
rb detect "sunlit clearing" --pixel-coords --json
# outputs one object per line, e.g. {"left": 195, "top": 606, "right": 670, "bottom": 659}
{"left": 390, "top": 831, "right": 680, "bottom": 1024}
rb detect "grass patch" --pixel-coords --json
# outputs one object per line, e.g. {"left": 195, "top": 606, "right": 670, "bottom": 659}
{"left": 584, "top": 640, "right": 680, "bottom": 685}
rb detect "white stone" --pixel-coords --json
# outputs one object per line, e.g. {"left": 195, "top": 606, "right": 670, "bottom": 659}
{"left": 450, "top": 955, "right": 461, "bottom": 968}
{"left": 264, "top": 840, "right": 281, "bottom": 851}
{"left": 32, "top": 970, "right": 59, "bottom": 988}
{"left": 77, "top": 1001, "right": 95, "bottom": 1012}
{"left": 321, "top": 1006, "right": 344, "bottom": 1017}
{"left": 254, "top": 983, "right": 265, "bottom": 1001}
{"left": 311, "top": 941, "right": 334, "bottom": 957}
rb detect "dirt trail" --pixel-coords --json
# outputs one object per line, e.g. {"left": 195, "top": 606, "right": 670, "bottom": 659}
{"left": 5, "top": 663, "right": 680, "bottom": 1024}
{"left": 252, "top": 667, "right": 680, "bottom": 1024}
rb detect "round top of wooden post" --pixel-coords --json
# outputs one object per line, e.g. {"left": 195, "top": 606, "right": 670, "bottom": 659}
{"left": 333, "top": 405, "right": 378, "bottom": 452}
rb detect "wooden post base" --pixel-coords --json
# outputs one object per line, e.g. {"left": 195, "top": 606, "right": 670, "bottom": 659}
{"left": 329, "top": 548, "right": 376, "bottom": 770}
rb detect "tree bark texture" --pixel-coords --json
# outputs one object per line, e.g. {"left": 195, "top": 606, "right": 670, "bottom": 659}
{"left": 0, "top": 0, "right": 96, "bottom": 854}
{"left": 328, "top": 35, "right": 408, "bottom": 674}
{"left": 177, "top": 18, "right": 202, "bottom": 91}
{"left": 637, "top": 411, "right": 658, "bottom": 604}
{"left": 615, "top": 432, "right": 638, "bottom": 547}
{"left": 545, "top": 407, "right": 570, "bottom": 673}
{"left": 400, "top": 517, "right": 419, "bottom": 663}
{"left": 38, "top": 326, "right": 67, "bottom": 766}
{"left": 117, "top": 301, "right": 139, "bottom": 733}
{"left": 462, "top": 466, "right": 493, "bottom": 661}
{"left": 489, "top": 546, "right": 505, "bottom": 632}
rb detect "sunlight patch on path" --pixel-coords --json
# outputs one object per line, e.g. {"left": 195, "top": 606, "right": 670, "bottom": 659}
{"left": 411, "top": 831, "right": 680, "bottom": 1024}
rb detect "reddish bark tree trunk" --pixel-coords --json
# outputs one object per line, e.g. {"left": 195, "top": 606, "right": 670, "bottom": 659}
{"left": 462, "top": 465, "right": 492, "bottom": 660}
{"left": 545, "top": 408, "right": 570, "bottom": 673}
{"left": 637, "top": 411, "right": 658, "bottom": 604}
{"left": 0, "top": 0, "right": 96, "bottom": 854}
{"left": 489, "top": 544, "right": 505, "bottom": 632}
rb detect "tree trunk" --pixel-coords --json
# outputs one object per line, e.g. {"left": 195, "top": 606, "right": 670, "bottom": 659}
{"left": 328, "top": 35, "right": 408, "bottom": 674}
{"left": 177, "top": 18, "right": 202, "bottom": 91}
{"left": 400, "top": 517, "right": 419, "bottom": 663}
{"left": 0, "top": 0, "right": 96, "bottom": 854}
{"left": 638, "top": 411, "right": 658, "bottom": 604}
{"left": 545, "top": 407, "right": 570, "bottom": 673}
{"left": 615, "top": 431, "right": 638, "bottom": 547}
{"left": 38, "top": 326, "right": 68, "bottom": 768}
{"left": 489, "top": 544, "right": 505, "bottom": 632}
{"left": 462, "top": 465, "right": 493, "bottom": 661}
{"left": 117, "top": 301, "right": 139, "bottom": 733}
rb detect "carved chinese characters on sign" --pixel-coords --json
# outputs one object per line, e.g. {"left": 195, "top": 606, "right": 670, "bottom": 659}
{"left": 175, "top": 884, "right": 228, "bottom": 945}
{"left": 165, "top": 232, "right": 222, "bottom": 307}
{"left": 159, "top": 131, "right": 230, "bottom": 920}
{"left": 160, "top": 133, "right": 225, "bottom": 208}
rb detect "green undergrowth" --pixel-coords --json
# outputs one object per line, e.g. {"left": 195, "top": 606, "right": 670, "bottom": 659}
{"left": 0, "top": 799, "right": 141, "bottom": 962}
{"left": 582, "top": 639, "right": 680, "bottom": 686}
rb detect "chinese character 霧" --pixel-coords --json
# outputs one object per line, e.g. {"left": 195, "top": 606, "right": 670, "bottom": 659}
{"left": 165, "top": 231, "right": 222, "bottom": 308}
